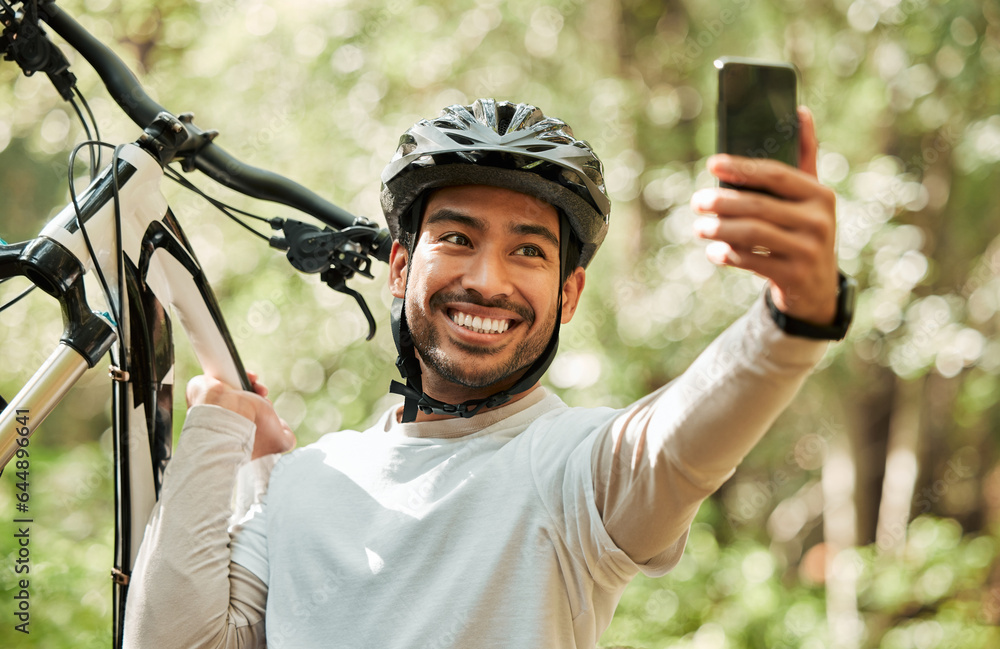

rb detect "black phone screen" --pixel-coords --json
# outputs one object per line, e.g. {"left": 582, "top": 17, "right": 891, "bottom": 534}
{"left": 716, "top": 58, "right": 799, "bottom": 180}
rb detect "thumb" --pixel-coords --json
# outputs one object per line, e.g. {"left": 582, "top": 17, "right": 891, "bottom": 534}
{"left": 797, "top": 106, "right": 819, "bottom": 178}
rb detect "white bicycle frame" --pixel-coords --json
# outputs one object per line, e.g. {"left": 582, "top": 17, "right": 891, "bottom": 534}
{"left": 0, "top": 142, "right": 250, "bottom": 645}
{"left": 0, "top": 5, "right": 388, "bottom": 646}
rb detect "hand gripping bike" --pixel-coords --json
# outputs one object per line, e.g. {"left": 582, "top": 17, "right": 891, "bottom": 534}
{"left": 0, "top": 2, "right": 390, "bottom": 645}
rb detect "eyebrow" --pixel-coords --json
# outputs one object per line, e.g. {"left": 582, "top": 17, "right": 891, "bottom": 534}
{"left": 510, "top": 222, "right": 559, "bottom": 249}
{"left": 425, "top": 208, "right": 560, "bottom": 250}
{"left": 425, "top": 209, "right": 485, "bottom": 231}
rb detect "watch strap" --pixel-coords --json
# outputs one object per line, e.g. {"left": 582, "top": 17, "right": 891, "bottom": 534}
{"left": 766, "top": 272, "right": 856, "bottom": 341}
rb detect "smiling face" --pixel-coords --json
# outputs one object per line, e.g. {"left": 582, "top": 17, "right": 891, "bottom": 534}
{"left": 389, "top": 185, "right": 585, "bottom": 406}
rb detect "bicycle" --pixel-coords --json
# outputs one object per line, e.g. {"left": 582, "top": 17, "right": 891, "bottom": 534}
{"left": 0, "top": 1, "right": 390, "bottom": 645}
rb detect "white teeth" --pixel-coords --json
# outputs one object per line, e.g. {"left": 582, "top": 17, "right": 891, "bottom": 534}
{"left": 451, "top": 311, "right": 510, "bottom": 334}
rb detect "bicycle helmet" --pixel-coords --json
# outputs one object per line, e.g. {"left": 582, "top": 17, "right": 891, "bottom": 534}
{"left": 381, "top": 98, "right": 611, "bottom": 422}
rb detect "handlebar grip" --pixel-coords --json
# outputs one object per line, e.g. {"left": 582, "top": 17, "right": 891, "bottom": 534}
{"left": 193, "top": 146, "right": 357, "bottom": 230}
{"left": 370, "top": 228, "right": 392, "bottom": 264}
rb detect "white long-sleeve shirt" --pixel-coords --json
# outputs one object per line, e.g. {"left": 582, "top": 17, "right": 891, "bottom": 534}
{"left": 123, "top": 296, "right": 826, "bottom": 648}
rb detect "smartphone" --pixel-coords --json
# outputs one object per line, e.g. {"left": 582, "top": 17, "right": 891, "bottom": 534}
{"left": 715, "top": 57, "right": 799, "bottom": 189}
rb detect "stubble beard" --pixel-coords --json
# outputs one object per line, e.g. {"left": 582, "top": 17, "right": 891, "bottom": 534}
{"left": 406, "top": 289, "right": 556, "bottom": 390}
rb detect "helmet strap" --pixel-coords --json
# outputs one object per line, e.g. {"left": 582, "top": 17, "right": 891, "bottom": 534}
{"left": 389, "top": 212, "right": 571, "bottom": 423}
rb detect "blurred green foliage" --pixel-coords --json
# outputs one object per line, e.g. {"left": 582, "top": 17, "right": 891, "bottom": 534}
{"left": 2, "top": 0, "right": 1000, "bottom": 646}
{"left": 0, "top": 444, "right": 112, "bottom": 648}
{"left": 604, "top": 507, "right": 1000, "bottom": 648}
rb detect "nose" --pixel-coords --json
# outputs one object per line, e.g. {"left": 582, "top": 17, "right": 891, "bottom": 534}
{"left": 460, "top": 246, "right": 514, "bottom": 300}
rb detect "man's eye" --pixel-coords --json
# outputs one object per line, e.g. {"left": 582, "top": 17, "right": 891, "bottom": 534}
{"left": 441, "top": 233, "right": 470, "bottom": 246}
{"left": 516, "top": 245, "right": 545, "bottom": 258}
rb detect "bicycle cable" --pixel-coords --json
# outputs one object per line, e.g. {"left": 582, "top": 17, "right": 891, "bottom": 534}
{"left": 68, "top": 87, "right": 102, "bottom": 180}
{"left": 0, "top": 280, "right": 36, "bottom": 312}
{"left": 67, "top": 139, "right": 127, "bottom": 354}
{"left": 162, "top": 166, "right": 275, "bottom": 241}
{"left": 0, "top": 53, "right": 101, "bottom": 313}
{"left": 64, "top": 139, "right": 278, "bottom": 356}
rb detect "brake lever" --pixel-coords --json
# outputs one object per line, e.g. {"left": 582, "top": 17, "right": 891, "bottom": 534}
{"left": 1, "top": 0, "right": 77, "bottom": 100}
{"left": 321, "top": 271, "right": 376, "bottom": 341}
{"left": 269, "top": 217, "right": 381, "bottom": 339}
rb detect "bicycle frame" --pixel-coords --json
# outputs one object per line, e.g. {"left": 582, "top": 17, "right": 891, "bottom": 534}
{"left": 0, "top": 142, "right": 252, "bottom": 646}
{"left": 0, "top": 3, "right": 389, "bottom": 646}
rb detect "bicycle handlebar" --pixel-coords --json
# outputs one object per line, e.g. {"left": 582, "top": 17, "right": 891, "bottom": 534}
{"left": 39, "top": 1, "right": 391, "bottom": 263}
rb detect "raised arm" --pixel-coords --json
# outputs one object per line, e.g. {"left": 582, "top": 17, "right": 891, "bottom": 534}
{"left": 593, "top": 108, "right": 837, "bottom": 565}
{"left": 123, "top": 375, "right": 294, "bottom": 648}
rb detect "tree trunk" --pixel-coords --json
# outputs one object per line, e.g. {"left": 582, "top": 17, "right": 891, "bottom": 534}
{"left": 823, "top": 435, "right": 862, "bottom": 649}
{"left": 875, "top": 375, "right": 925, "bottom": 555}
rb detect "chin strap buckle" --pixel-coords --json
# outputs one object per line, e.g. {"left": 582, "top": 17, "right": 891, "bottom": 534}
{"left": 389, "top": 380, "right": 510, "bottom": 423}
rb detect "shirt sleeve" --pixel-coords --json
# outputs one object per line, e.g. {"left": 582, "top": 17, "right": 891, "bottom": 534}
{"left": 592, "top": 294, "right": 829, "bottom": 572}
{"left": 229, "top": 470, "right": 273, "bottom": 585}
{"left": 123, "top": 405, "right": 271, "bottom": 649}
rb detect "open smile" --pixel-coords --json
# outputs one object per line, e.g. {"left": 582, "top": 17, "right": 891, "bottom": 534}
{"left": 448, "top": 309, "right": 512, "bottom": 335}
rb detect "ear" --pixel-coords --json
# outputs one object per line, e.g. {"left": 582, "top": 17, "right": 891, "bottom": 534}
{"left": 559, "top": 267, "right": 586, "bottom": 324}
{"left": 389, "top": 240, "right": 408, "bottom": 299}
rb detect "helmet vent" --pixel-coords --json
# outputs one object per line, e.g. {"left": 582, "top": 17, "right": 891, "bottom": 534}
{"left": 525, "top": 144, "right": 556, "bottom": 152}
{"left": 446, "top": 133, "right": 476, "bottom": 146}
{"left": 496, "top": 103, "right": 517, "bottom": 135}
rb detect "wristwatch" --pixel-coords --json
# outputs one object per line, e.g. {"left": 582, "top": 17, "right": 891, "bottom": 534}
{"left": 765, "top": 272, "right": 857, "bottom": 341}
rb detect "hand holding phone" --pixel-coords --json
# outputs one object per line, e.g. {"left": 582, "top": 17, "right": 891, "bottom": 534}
{"left": 716, "top": 57, "right": 799, "bottom": 190}
{"left": 695, "top": 60, "right": 843, "bottom": 328}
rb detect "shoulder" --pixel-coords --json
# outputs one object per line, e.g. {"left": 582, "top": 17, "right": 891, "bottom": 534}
{"left": 521, "top": 398, "right": 618, "bottom": 462}
{"left": 269, "top": 411, "right": 392, "bottom": 482}
{"left": 528, "top": 393, "right": 617, "bottom": 435}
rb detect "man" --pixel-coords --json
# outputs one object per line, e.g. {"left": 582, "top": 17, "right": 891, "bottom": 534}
{"left": 124, "top": 99, "right": 851, "bottom": 647}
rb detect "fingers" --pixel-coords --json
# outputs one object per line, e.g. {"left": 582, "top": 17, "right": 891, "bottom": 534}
{"left": 691, "top": 106, "right": 840, "bottom": 324}
{"left": 695, "top": 214, "right": 813, "bottom": 263}
{"left": 187, "top": 372, "right": 297, "bottom": 458}
{"left": 703, "top": 241, "right": 789, "bottom": 277}
{"left": 251, "top": 415, "right": 297, "bottom": 459}
{"left": 185, "top": 374, "right": 256, "bottom": 422}
{"left": 692, "top": 186, "right": 834, "bottom": 236}
{"left": 246, "top": 370, "right": 269, "bottom": 397}
{"left": 691, "top": 186, "right": 836, "bottom": 289}
{"left": 188, "top": 373, "right": 270, "bottom": 404}
{"left": 706, "top": 154, "right": 821, "bottom": 203}
{"left": 186, "top": 374, "right": 230, "bottom": 408}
